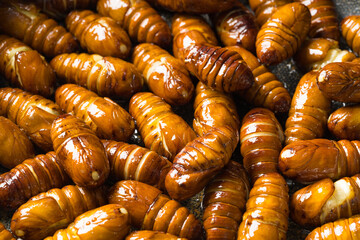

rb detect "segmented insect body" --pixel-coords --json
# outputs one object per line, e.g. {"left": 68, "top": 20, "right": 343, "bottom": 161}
{"left": 0, "top": 35, "right": 56, "bottom": 97}
{"left": 203, "top": 161, "right": 250, "bottom": 240}
{"left": 44, "top": 204, "right": 130, "bottom": 240}
{"left": 55, "top": 84, "right": 135, "bottom": 141}
{"left": 125, "top": 231, "right": 187, "bottom": 240}
{"left": 249, "top": 0, "right": 292, "bottom": 26}
{"left": 193, "top": 82, "right": 240, "bottom": 136}
{"left": 256, "top": 2, "right": 311, "bottom": 65}
{"left": 0, "top": 87, "right": 62, "bottom": 151}
{"left": 213, "top": 4, "right": 259, "bottom": 52}
{"left": 165, "top": 126, "right": 239, "bottom": 201}
{"left": 328, "top": 105, "right": 360, "bottom": 140}
{"left": 285, "top": 71, "right": 331, "bottom": 145}
{"left": 279, "top": 139, "right": 360, "bottom": 184}
{"left": 0, "top": 116, "right": 34, "bottom": 169}
{"left": 240, "top": 108, "right": 284, "bottom": 183}
{"left": 226, "top": 46, "right": 291, "bottom": 113}
{"left": 291, "top": 174, "right": 360, "bottom": 227}
{"left": 102, "top": 140, "right": 172, "bottom": 190}
{"left": 184, "top": 45, "right": 254, "bottom": 93}
{"left": 108, "top": 180, "right": 202, "bottom": 240}
{"left": 50, "top": 53, "right": 144, "bottom": 100}
{"left": 0, "top": 152, "right": 69, "bottom": 209}
{"left": 317, "top": 62, "right": 360, "bottom": 102}
{"left": 0, "top": 0, "right": 79, "bottom": 58}
{"left": 97, "top": 0, "right": 171, "bottom": 48}
{"left": 11, "top": 185, "right": 107, "bottom": 240}
{"left": 132, "top": 43, "right": 194, "bottom": 105}
{"left": 0, "top": 223, "right": 14, "bottom": 240}
{"left": 66, "top": 10, "right": 131, "bottom": 59}
{"left": 129, "top": 92, "right": 196, "bottom": 161}
{"left": 306, "top": 215, "right": 360, "bottom": 240}
{"left": 342, "top": 16, "right": 360, "bottom": 56}
{"left": 51, "top": 114, "right": 110, "bottom": 188}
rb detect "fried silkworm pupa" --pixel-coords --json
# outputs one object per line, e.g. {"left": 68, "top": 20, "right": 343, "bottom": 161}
{"left": 306, "top": 215, "right": 360, "bottom": 240}
{"left": 50, "top": 53, "right": 144, "bottom": 100}
{"left": 11, "top": 185, "right": 107, "bottom": 240}
{"left": 0, "top": 87, "right": 62, "bottom": 151}
{"left": 0, "top": 0, "right": 79, "bottom": 58}
{"left": 0, "top": 152, "right": 69, "bottom": 210}
{"left": 256, "top": 2, "right": 311, "bottom": 65}
{"left": 55, "top": 84, "right": 135, "bottom": 141}
{"left": 102, "top": 140, "right": 172, "bottom": 190}
{"left": 0, "top": 116, "right": 34, "bottom": 169}
{"left": 165, "top": 126, "right": 239, "bottom": 201}
{"left": 342, "top": 16, "right": 360, "bottom": 56}
{"left": 132, "top": 43, "right": 194, "bottom": 105}
{"left": 279, "top": 139, "right": 360, "bottom": 184}
{"left": 203, "top": 161, "right": 250, "bottom": 240}
{"left": 226, "top": 45, "right": 291, "bottom": 113}
{"left": 317, "top": 62, "right": 360, "bottom": 103}
{"left": 238, "top": 172, "right": 289, "bottom": 240}
{"left": 249, "top": 0, "right": 292, "bottom": 26}
{"left": 295, "top": 0, "right": 339, "bottom": 40}
{"left": 172, "top": 14, "right": 218, "bottom": 62}
{"left": 184, "top": 45, "right": 254, "bottom": 93}
{"left": 328, "top": 105, "right": 360, "bottom": 140}
{"left": 0, "top": 223, "right": 15, "bottom": 240}
{"left": 145, "top": 0, "right": 238, "bottom": 14}
{"left": 97, "top": 0, "right": 171, "bottom": 48}
{"left": 213, "top": 3, "right": 259, "bottom": 52}
{"left": 129, "top": 92, "right": 196, "bottom": 161}
{"left": 51, "top": 114, "right": 110, "bottom": 188}
{"left": 0, "top": 35, "right": 56, "bottom": 97}
{"left": 285, "top": 71, "right": 331, "bottom": 145}
{"left": 44, "top": 204, "right": 130, "bottom": 240}
{"left": 66, "top": 10, "right": 131, "bottom": 59}
{"left": 240, "top": 108, "right": 284, "bottom": 183}
{"left": 109, "top": 180, "right": 202, "bottom": 240}
{"left": 290, "top": 174, "right": 360, "bottom": 227}
{"left": 193, "top": 82, "right": 240, "bottom": 136}
{"left": 294, "top": 38, "right": 356, "bottom": 72}
{"left": 126, "top": 231, "right": 187, "bottom": 240}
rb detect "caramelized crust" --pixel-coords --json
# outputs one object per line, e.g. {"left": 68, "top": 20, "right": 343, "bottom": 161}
{"left": 328, "top": 105, "right": 360, "bottom": 140}
{"left": 66, "top": 10, "right": 131, "bottom": 59}
{"left": 126, "top": 230, "right": 187, "bottom": 240}
{"left": 50, "top": 53, "right": 144, "bottom": 100}
{"left": 51, "top": 114, "right": 110, "bottom": 188}
{"left": 129, "top": 92, "right": 196, "bottom": 161}
{"left": 342, "top": 16, "right": 360, "bottom": 56}
{"left": 108, "top": 180, "right": 202, "bottom": 240}
{"left": 0, "top": 223, "right": 15, "bottom": 240}
{"left": 0, "top": 152, "right": 69, "bottom": 210}
{"left": 249, "top": 0, "right": 292, "bottom": 26}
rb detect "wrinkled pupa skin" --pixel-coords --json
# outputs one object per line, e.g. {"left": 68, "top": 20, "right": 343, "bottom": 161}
{"left": 328, "top": 105, "right": 360, "bottom": 140}
{"left": 342, "top": 15, "right": 360, "bottom": 56}
{"left": 125, "top": 231, "right": 188, "bottom": 240}
{"left": 249, "top": 0, "right": 292, "bottom": 26}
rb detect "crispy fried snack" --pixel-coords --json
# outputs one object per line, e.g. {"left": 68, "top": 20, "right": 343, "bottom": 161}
{"left": 0, "top": 152, "right": 69, "bottom": 210}
{"left": 226, "top": 45, "right": 291, "bottom": 113}
{"left": 97, "top": 0, "right": 171, "bottom": 48}
{"left": 203, "top": 161, "right": 250, "bottom": 240}
{"left": 102, "top": 140, "right": 172, "bottom": 190}
{"left": 285, "top": 71, "right": 331, "bottom": 145}
{"left": 50, "top": 53, "right": 144, "bottom": 100}
{"left": 0, "top": 87, "right": 62, "bottom": 151}
{"left": 55, "top": 84, "right": 135, "bottom": 141}
{"left": 51, "top": 114, "right": 110, "bottom": 188}
{"left": 256, "top": 2, "right": 311, "bottom": 65}
{"left": 0, "top": 116, "right": 34, "bottom": 169}
{"left": 129, "top": 92, "right": 196, "bottom": 161}
{"left": 193, "top": 82, "right": 240, "bottom": 136}
{"left": 0, "top": 0, "right": 79, "bottom": 58}
{"left": 291, "top": 174, "right": 360, "bottom": 227}
{"left": 108, "top": 180, "right": 202, "bottom": 240}
{"left": 165, "top": 126, "right": 239, "bottom": 201}
{"left": 342, "top": 15, "right": 360, "bottom": 56}
{"left": 66, "top": 10, "right": 131, "bottom": 59}
{"left": 249, "top": 0, "right": 292, "bottom": 26}
{"left": 240, "top": 108, "right": 284, "bottom": 183}
{"left": 279, "top": 139, "right": 360, "bottom": 183}
{"left": 0, "top": 223, "right": 15, "bottom": 240}
{"left": 328, "top": 105, "right": 360, "bottom": 140}
{"left": 238, "top": 172, "right": 289, "bottom": 240}
{"left": 126, "top": 231, "right": 187, "bottom": 240}
{"left": 44, "top": 204, "right": 130, "bottom": 240}
{"left": 132, "top": 43, "right": 194, "bottom": 105}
